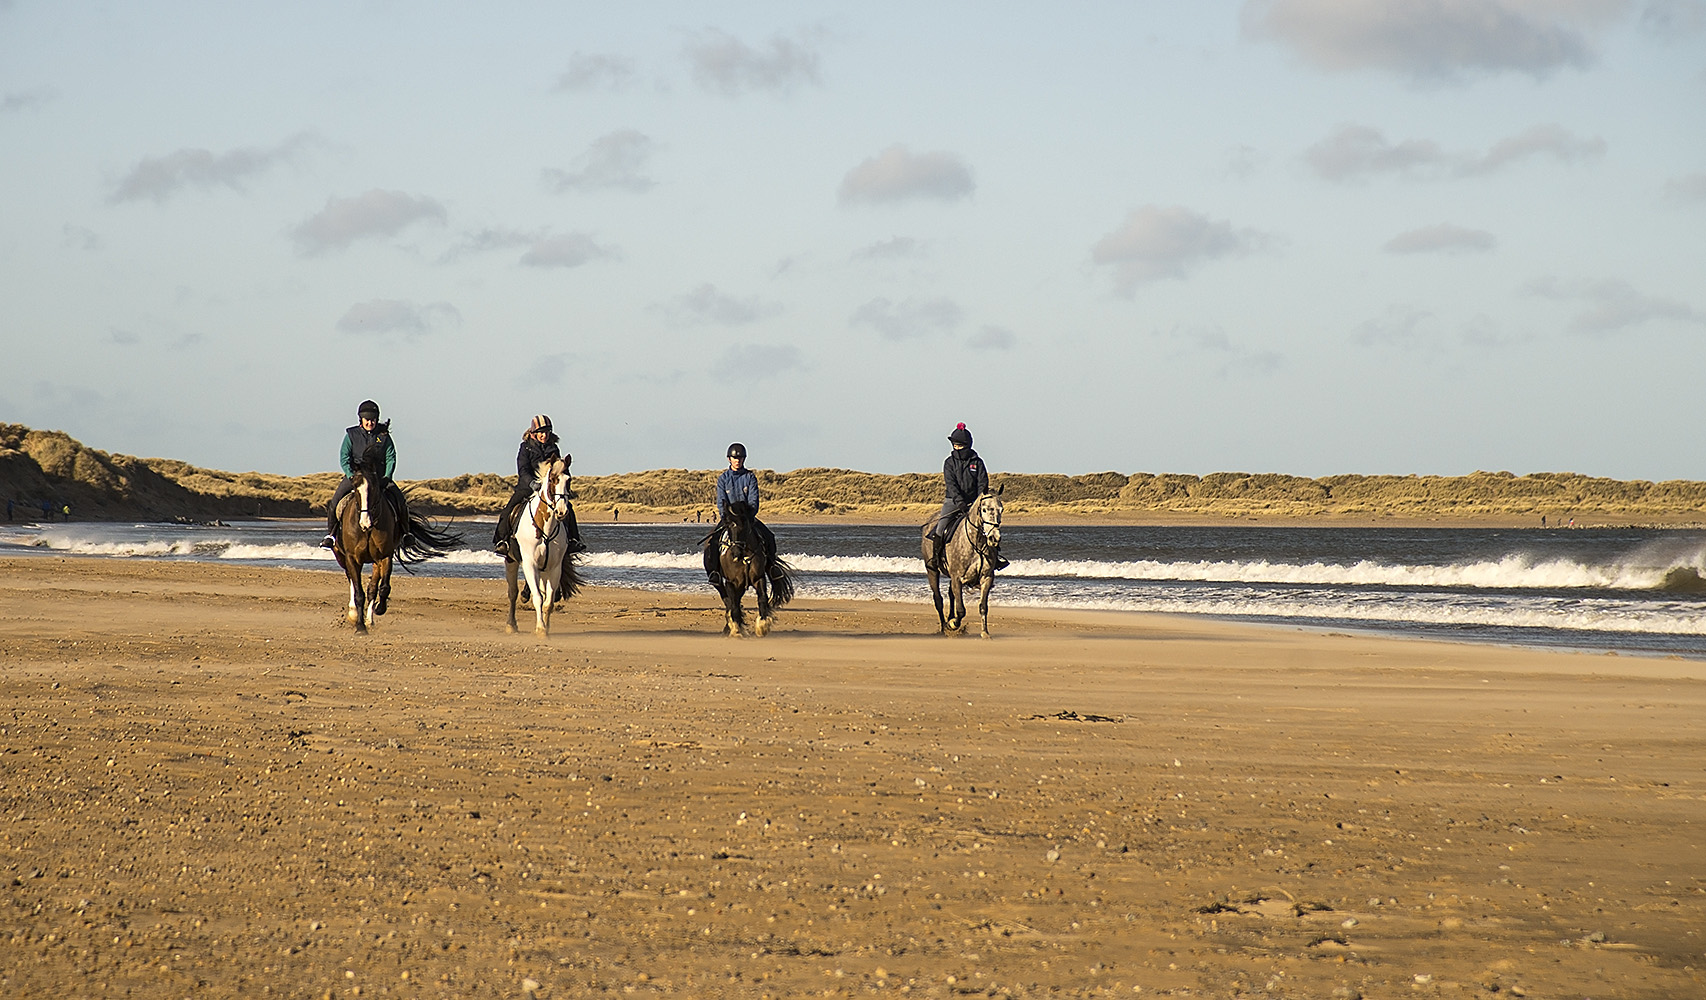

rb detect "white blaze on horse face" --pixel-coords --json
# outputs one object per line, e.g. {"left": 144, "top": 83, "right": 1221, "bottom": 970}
{"left": 357, "top": 479, "right": 372, "bottom": 531}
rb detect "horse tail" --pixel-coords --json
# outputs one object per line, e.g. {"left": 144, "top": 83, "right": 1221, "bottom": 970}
{"left": 766, "top": 555, "right": 796, "bottom": 607}
{"left": 395, "top": 510, "right": 463, "bottom": 566}
{"left": 559, "top": 550, "right": 584, "bottom": 600}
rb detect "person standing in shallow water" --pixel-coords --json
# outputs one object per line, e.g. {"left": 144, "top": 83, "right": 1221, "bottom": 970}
{"left": 926, "top": 422, "right": 1007, "bottom": 570}
{"left": 492, "top": 414, "right": 585, "bottom": 558}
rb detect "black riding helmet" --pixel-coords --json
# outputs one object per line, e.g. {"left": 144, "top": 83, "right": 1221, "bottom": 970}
{"left": 358, "top": 399, "right": 380, "bottom": 419}
{"left": 727, "top": 442, "right": 747, "bottom": 460}
{"left": 948, "top": 422, "right": 972, "bottom": 447}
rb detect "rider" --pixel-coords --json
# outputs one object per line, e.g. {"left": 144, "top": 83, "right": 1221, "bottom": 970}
{"left": 714, "top": 442, "right": 776, "bottom": 562}
{"left": 321, "top": 399, "right": 409, "bottom": 549}
{"left": 493, "top": 414, "right": 585, "bottom": 558}
{"left": 926, "top": 422, "right": 1007, "bottom": 570}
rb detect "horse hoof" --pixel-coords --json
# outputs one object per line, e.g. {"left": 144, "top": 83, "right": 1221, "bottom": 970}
{"left": 535, "top": 627, "right": 548, "bottom": 638}
{"left": 505, "top": 623, "right": 518, "bottom": 635}
{"left": 754, "top": 619, "right": 771, "bottom": 637}
{"left": 980, "top": 631, "right": 991, "bottom": 639}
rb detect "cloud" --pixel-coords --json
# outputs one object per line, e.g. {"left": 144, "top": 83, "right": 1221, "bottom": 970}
{"left": 1091, "top": 205, "right": 1265, "bottom": 290}
{"left": 107, "top": 329, "right": 139, "bottom": 346}
{"left": 1665, "top": 171, "right": 1706, "bottom": 202}
{"left": 1641, "top": 0, "right": 1706, "bottom": 34}
{"left": 850, "top": 297, "right": 963, "bottom": 340}
{"left": 684, "top": 28, "right": 822, "bottom": 95}
{"left": 1305, "top": 125, "right": 1450, "bottom": 180}
{"left": 1383, "top": 223, "right": 1497, "bottom": 254}
{"left": 520, "top": 233, "right": 618, "bottom": 269}
{"left": 1241, "top": 0, "right": 1616, "bottom": 81}
{"left": 543, "top": 130, "right": 657, "bottom": 193}
{"left": 669, "top": 284, "right": 781, "bottom": 325}
{"left": 437, "top": 226, "right": 541, "bottom": 263}
{"left": 1224, "top": 144, "right": 1265, "bottom": 178}
{"left": 839, "top": 145, "right": 975, "bottom": 205}
{"left": 1157, "top": 324, "right": 1285, "bottom": 375}
{"left": 1458, "top": 123, "right": 1605, "bottom": 175}
{"left": 1, "top": 86, "right": 55, "bottom": 113}
{"left": 61, "top": 224, "right": 102, "bottom": 251}
{"left": 335, "top": 299, "right": 461, "bottom": 336}
{"left": 553, "top": 52, "right": 638, "bottom": 93}
{"left": 109, "top": 133, "right": 317, "bottom": 204}
{"left": 851, "top": 236, "right": 925, "bottom": 261}
{"left": 1527, "top": 276, "right": 1705, "bottom": 334}
{"left": 713, "top": 343, "right": 807, "bottom": 380}
{"left": 292, "top": 190, "right": 446, "bottom": 254}
{"left": 967, "top": 325, "right": 1017, "bottom": 350}
{"left": 1306, "top": 123, "right": 1605, "bottom": 181}
{"left": 1352, "top": 304, "right": 1438, "bottom": 348}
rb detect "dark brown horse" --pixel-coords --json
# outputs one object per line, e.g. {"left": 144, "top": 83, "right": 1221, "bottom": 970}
{"left": 331, "top": 435, "right": 459, "bottom": 632}
{"left": 702, "top": 501, "right": 794, "bottom": 636}
{"left": 920, "top": 490, "right": 1004, "bottom": 637}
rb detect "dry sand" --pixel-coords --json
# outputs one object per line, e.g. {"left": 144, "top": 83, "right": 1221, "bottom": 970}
{"left": 2, "top": 556, "right": 1702, "bottom": 998}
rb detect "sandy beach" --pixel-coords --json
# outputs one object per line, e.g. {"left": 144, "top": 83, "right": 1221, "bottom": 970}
{"left": 2, "top": 555, "right": 1702, "bottom": 998}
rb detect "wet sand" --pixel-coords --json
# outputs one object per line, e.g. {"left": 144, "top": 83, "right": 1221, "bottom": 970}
{"left": 1, "top": 555, "right": 1702, "bottom": 998}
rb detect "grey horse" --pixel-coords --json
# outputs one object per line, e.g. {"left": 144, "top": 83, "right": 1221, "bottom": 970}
{"left": 920, "top": 490, "right": 1004, "bottom": 637}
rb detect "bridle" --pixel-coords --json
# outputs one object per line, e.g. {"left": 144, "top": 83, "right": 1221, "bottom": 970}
{"left": 532, "top": 463, "right": 567, "bottom": 543}
{"left": 964, "top": 494, "right": 1002, "bottom": 563}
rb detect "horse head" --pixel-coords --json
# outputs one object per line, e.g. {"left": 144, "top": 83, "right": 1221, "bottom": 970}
{"left": 534, "top": 458, "right": 569, "bottom": 519}
{"left": 977, "top": 492, "right": 1003, "bottom": 550}
{"left": 722, "top": 501, "right": 759, "bottom": 561}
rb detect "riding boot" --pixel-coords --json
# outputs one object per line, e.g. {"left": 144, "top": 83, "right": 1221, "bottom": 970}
{"left": 564, "top": 505, "right": 587, "bottom": 554}
{"left": 321, "top": 513, "right": 338, "bottom": 549}
{"left": 927, "top": 533, "right": 945, "bottom": 569}
{"left": 991, "top": 547, "right": 1010, "bottom": 571}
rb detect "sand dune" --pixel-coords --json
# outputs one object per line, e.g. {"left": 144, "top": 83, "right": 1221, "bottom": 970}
{"left": 5, "top": 423, "right": 1704, "bottom": 525}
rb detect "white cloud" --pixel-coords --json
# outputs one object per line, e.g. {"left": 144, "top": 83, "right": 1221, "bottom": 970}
{"left": 1305, "top": 125, "right": 1450, "bottom": 180}
{"left": 543, "top": 130, "right": 657, "bottom": 193}
{"left": 1665, "top": 171, "right": 1706, "bottom": 202}
{"left": 851, "top": 236, "right": 925, "bottom": 261}
{"left": 1, "top": 86, "right": 55, "bottom": 114}
{"left": 292, "top": 190, "right": 446, "bottom": 254}
{"left": 335, "top": 299, "right": 461, "bottom": 336}
{"left": 1306, "top": 123, "right": 1605, "bottom": 181}
{"left": 1352, "top": 304, "right": 1438, "bottom": 348}
{"left": 968, "top": 325, "right": 1017, "bottom": 350}
{"left": 554, "top": 52, "right": 638, "bottom": 93}
{"left": 110, "top": 133, "right": 317, "bottom": 204}
{"left": 850, "top": 297, "right": 963, "bottom": 339}
{"left": 519, "top": 233, "right": 618, "bottom": 269}
{"left": 437, "top": 227, "right": 541, "bottom": 263}
{"left": 714, "top": 343, "right": 807, "bottom": 379}
{"left": 838, "top": 145, "right": 975, "bottom": 205}
{"left": 1157, "top": 324, "right": 1285, "bottom": 376}
{"left": 1091, "top": 205, "right": 1265, "bottom": 290}
{"left": 1527, "top": 276, "right": 1705, "bottom": 334}
{"left": 1241, "top": 0, "right": 1617, "bottom": 81}
{"left": 1383, "top": 223, "right": 1498, "bottom": 253}
{"left": 1458, "top": 123, "right": 1605, "bottom": 175}
{"left": 685, "top": 28, "right": 822, "bottom": 96}
{"left": 1641, "top": 0, "right": 1706, "bottom": 34}
{"left": 670, "top": 284, "right": 781, "bottom": 325}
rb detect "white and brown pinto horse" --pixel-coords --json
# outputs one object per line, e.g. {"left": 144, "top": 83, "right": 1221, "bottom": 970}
{"left": 505, "top": 458, "right": 582, "bottom": 636}
{"left": 332, "top": 437, "right": 458, "bottom": 632}
{"left": 920, "top": 490, "right": 1004, "bottom": 638}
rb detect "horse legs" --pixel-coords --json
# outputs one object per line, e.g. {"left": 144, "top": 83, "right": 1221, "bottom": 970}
{"left": 978, "top": 570, "right": 994, "bottom": 639}
{"left": 723, "top": 578, "right": 746, "bottom": 637}
{"left": 753, "top": 572, "right": 773, "bottom": 637}
{"left": 504, "top": 560, "right": 521, "bottom": 634}
{"left": 534, "top": 556, "right": 556, "bottom": 637}
{"left": 345, "top": 560, "right": 366, "bottom": 631}
{"left": 373, "top": 557, "right": 392, "bottom": 616}
{"left": 926, "top": 565, "right": 948, "bottom": 634}
{"left": 364, "top": 560, "right": 385, "bottom": 628}
{"left": 947, "top": 575, "right": 966, "bottom": 634}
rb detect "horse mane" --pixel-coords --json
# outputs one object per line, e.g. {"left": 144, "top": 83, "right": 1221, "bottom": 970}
{"left": 357, "top": 421, "right": 391, "bottom": 479}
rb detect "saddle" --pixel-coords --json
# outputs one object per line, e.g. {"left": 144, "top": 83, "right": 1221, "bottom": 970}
{"left": 336, "top": 486, "right": 406, "bottom": 524}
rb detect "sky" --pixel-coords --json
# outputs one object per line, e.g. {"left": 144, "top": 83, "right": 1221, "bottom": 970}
{"left": 1, "top": 1, "right": 1703, "bottom": 480}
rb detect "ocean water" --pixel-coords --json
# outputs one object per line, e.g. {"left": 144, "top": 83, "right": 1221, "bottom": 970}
{"left": 4, "top": 517, "right": 1705, "bottom": 656}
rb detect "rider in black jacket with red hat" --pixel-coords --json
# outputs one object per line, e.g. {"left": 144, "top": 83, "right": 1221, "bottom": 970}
{"left": 926, "top": 422, "right": 1007, "bottom": 569}
{"left": 493, "top": 415, "right": 586, "bottom": 558}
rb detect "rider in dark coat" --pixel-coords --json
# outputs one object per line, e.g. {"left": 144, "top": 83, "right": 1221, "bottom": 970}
{"left": 493, "top": 414, "right": 585, "bottom": 557}
{"left": 322, "top": 399, "right": 409, "bottom": 548}
{"left": 713, "top": 442, "right": 776, "bottom": 561}
{"left": 927, "top": 422, "right": 1007, "bottom": 569}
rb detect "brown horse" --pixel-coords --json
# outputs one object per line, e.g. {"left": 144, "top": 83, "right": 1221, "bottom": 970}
{"left": 702, "top": 501, "right": 794, "bottom": 636}
{"left": 331, "top": 437, "right": 458, "bottom": 632}
{"left": 920, "top": 490, "right": 1004, "bottom": 638}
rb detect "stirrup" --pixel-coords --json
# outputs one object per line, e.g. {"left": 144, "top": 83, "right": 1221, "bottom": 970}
{"left": 566, "top": 537, "right": 588, "bottom": 554}
{"left": 320, "top": 534, "right": 336, "bottom": 550}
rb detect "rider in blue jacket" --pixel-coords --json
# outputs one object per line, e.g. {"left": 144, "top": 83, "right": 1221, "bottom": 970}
{"left": 321, "top": 399, "right": 408, "bottom": 548}
{"left": 715, "top": 443, "right": 776, "bottom": 560}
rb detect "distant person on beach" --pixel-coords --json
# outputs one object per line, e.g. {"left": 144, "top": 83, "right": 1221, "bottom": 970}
{"left": 714, "top": 442, "right": 776, "bottom": 561}
{"left": 320, "top": 399, "right": 408, "bottom": 549}
{"left": 926, "top": 422, "right": 1008, "bottom": 570}
{"left": 492, "top": 414, "right": 585, "bottom": 558}
{"left": 61, "top": 504, "right": 71, "bottom": 522}
{"left": 41, "top": 499, "right": 52, "bottom": 521}
{"left": 5, "top": 498, "right": 11, "bottom": 521}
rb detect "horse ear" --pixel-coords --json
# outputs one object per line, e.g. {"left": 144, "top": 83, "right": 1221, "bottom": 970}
{"left": 996, "top": 483, "right": 1004, "bottom": 495}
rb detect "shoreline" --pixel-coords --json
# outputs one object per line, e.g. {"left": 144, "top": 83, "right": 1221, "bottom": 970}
{"left": 2, "top": 556, "right": 1702, "bottom": 996}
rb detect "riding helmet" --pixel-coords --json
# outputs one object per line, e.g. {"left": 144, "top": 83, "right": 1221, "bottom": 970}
{"left": 726, "top": 442, "right": 747, "bottom": 460}
{"left": 529, "top": 414, "right": 553, "bottom": 433}
{"left": 948, "top": 422, "right": 972, "bottom": 447}
{"left": 358, "top": 399, "right": 380, "bottom": 419}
